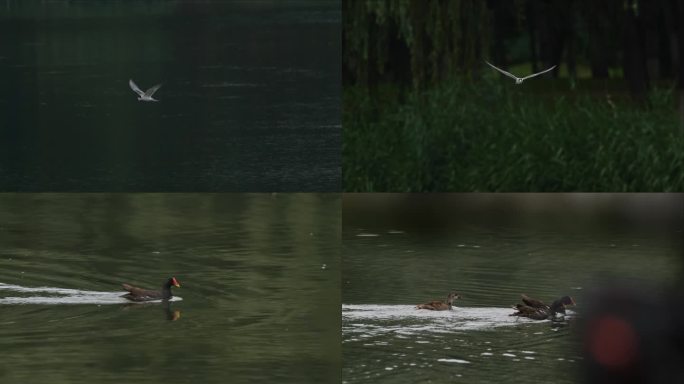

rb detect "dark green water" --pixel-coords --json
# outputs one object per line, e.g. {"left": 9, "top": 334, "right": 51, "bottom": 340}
{"left": 342, "top": 195, "right": 682, "bottom": 384}
{"left": 0, "top": 0, "right": 340, "bottom": 191}
{"left": 0, "top": 193, "right": 340, "bottom": 384}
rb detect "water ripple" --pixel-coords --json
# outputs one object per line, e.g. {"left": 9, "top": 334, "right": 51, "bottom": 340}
{"left": 0, "top": 283, "right": 182, "bottom": 305}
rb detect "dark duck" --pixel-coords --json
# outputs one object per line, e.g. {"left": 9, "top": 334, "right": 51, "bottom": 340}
{"left": 510, "top": 294, "right": 575, "bottom": 320}
{"left": 416, "top": 292, "right": 461, "bottom": 311}
{"left": 121, "top": 277, "right": 181, "bottom": 302}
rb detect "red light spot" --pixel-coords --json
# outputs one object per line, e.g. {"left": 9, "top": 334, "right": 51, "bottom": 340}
{"left": 588, "top": 315, "right": 639, "bottom": 369}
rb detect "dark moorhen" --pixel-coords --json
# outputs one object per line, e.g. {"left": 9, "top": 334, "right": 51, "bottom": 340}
{"left": 416, "top": 291, "right": 462, "bottom": 311}
{"left": 510, "top": 294, "right": 575, "bottom": 320}
{"left": 121, "top": 277, "right": 181, "bottom": 302}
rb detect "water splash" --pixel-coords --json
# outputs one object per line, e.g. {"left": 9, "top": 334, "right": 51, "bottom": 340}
{"left": 0, "top": 283, "right": 182, "bottom": 305}
{"left": 343, "top": 304, "right": 546, "bottom": 336}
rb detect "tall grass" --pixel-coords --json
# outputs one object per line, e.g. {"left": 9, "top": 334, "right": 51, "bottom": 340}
{"left": 343, "top": 79, "right": 684, "bottom": 191}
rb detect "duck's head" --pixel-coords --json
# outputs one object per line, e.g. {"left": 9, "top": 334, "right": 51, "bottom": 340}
{"left": 168, "top": 277, "right": 181, "bottom": 288}
{"left": 559, "top": 296, "right": 575, "bottom": 306}
{"left": 550, "top": 296, "right": 576, "bottom": 314}
{"left": 447, "top": 292, "right": 462, "bottom": 302}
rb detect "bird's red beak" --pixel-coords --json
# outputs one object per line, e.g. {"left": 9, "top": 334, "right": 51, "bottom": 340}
{"left": 172, "top": 277, "right": 181, "bottom": 288}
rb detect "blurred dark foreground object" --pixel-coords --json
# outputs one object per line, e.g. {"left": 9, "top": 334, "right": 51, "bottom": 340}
{"left": 581, "top": 281, "right": 684, "bottom": 384}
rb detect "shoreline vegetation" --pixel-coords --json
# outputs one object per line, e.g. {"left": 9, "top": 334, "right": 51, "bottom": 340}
{"left": 342, "top": 0, "right": 684, "bottom": 192}
{"left": 344, "top": 80, "right": 684, "bottom": 191}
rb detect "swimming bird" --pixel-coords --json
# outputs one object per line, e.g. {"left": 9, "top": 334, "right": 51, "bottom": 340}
{"left": 510, "top": 294, "right": 575, "bottom": 320}
{"left": 416, "top": 291, "right": 461, "bottom": 311}
{"left": 121, "top": 277, "right": 180, "bottom": 302}
{"left": 129, "top": 79, "right": 163, "bottom": 101}
{"left": 485, "top": 61, "right": 556, "bottom": 84}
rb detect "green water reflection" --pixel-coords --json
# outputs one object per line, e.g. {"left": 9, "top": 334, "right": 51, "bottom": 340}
{"left": 0, "top": 193, "right": 340, "bottom": 384}
{"left": 342, "top": 194, "right": 683, "bottom": 384}
{"left": 0, "top": 0, "right": 340, "bottom": 191}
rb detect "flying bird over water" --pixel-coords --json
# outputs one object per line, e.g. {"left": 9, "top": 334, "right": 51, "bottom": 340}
{"left": 485, "top": 61, "right": 556, "bottom": 84}
{"left": 129, "top": 79, "right": 162, "bottom": 101}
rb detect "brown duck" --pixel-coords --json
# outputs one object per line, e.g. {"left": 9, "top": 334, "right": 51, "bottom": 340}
{"left": 510, "top": 294, "right": 575, "bottom": 320}
{"left": 121, "top": 277, "right": 181, "bottom": 302}
{"left": 416, "top": 292, "right": 461, "bottom": 311}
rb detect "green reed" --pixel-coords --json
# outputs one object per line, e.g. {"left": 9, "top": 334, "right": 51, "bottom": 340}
{"left": 343, "top": 80, "right": 684, "bottom": 191}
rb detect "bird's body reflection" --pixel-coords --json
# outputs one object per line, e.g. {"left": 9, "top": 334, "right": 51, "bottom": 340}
{"left": 121, "top": 300, "right": 182, "bottom": 321}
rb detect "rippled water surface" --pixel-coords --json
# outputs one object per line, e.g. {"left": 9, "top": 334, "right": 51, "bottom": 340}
{"left": 0, "top": 194, "right": 340, "bottom": 383}
{"left": 343, "top": 220, "right": 680, "bottom": 383}
{"left": 0, "top": 1, "right": 340, "bottom": 191}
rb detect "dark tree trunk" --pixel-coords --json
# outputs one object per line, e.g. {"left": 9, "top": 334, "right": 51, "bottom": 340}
{"left": 658, "top": 3, "right": 673, "bottom": 78}
{"left": 366, "top": 12, "right": 379, "bottom": 91}
{"left": 589, "top": 42, "right": 610, "bottom": 79}
{"left": 545, "top": 0, "right": 576, "bottom": 78}
{"left": 660, "top": 0, "right": 680, "bottom": 81}
{"left": 386, "top": 20, "right": 412, "bottom": 88}
{"left": 549, "top": 31, "right": 566, "bottom": 76}
{"left": 676, "top": 0, "right": 684, "bottom": 131}
{"left": 585, "top": 0, "right": 611, "bottom": 78}
{"left": 526, "top": 0, "right": 539, "bottom": 73}
{"left": 670, "top": 0, "right": 681, "bottom": 75}
{"left": 565, "top": 4, "right": 577, "bottom": 80}
{"left": 490, "top": 0, "right": 509, "bottom": 68}
{"left": 536, "top": 1, "right": 552, "bottom": 70}
{"left": 622, "top": 0, "right": 650, "bottom": 102}
{"left": 641, "top": 0, "right": 661, "bottom": 81}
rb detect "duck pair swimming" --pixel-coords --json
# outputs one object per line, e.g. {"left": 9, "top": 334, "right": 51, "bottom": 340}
{"left": 510, "top": 294, "right": 575, "bottom": 320}
{"left": 416, "top": 292, "right": 575, "bottom": 320}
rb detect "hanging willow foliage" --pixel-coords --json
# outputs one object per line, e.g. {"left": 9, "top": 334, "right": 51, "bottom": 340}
{"left": 343, "top": 0, "right": 491, "bottom": 89}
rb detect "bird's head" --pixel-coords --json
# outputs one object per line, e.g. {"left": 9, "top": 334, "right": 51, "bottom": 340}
{"left": 447, "top": 292, "right": 462, "bottom": 302}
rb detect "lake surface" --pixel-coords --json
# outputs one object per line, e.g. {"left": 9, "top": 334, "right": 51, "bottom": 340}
{"left": 0, "top": 193, "right": 340, "bottom": 383}
{"left": 342, "top": 195, "right": 682, "bottom": 384}
{"left": 0, "top": 1, "right": 340, "bottom": 191}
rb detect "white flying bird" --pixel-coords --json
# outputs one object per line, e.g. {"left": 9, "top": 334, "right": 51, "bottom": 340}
{"left": 485, "top": 61, "right": 556, "bottom": 84}
{"left": 129, "top": 79, "right": 162, "bottom": 101}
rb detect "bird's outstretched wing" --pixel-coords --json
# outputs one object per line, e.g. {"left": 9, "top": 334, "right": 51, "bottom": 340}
{"left": 521, "top": 294, "right": 548, "bottom": 309}
{"left": 145, "top": 84, "right": 163, "bottom": 97}
{"left": 129, "top": 79, "right": 145, "bottom": 97}
{"left": 521, "top": 65, "right": 556, "bottom": 80}
{"left": 485, "top": 60, "right": 519, "bottom": 81}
